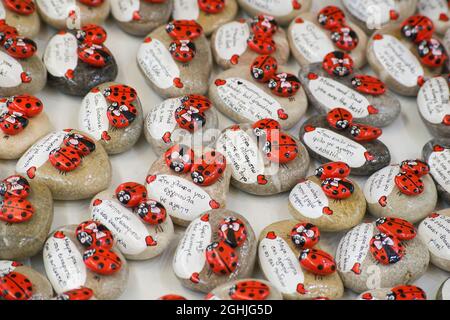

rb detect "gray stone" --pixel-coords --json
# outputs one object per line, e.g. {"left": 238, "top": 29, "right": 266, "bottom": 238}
{"left": 206, "top": 278, "right": 282, "bottom": 300}
{"left": 3, "top": 4, "right": 41, "bottom": 38}
{"left": 436, "top": 277, "right": 450, "bottom": 300}
{"left": 422, "top": 138, "right": 450, "bottom": 203}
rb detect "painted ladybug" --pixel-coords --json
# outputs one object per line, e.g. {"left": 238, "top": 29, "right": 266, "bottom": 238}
{"left": 247, "top": 33, "right": 276, "bottom": 55}
{"left": 164, "top": 144, "right": 194, "bottom": 173}
{"left": 349, "top": 124, "right": 382, "bottom": 142}
{"left": 158, "top": 294, "right": 187, "bottom": 300}
{"left": 56, "top": 287, "right": 94, "bottom": 300}
{"left": 75, "top": 220, "right": 114, "bottom": 249}
{"left": 290, "top": 222, "right": 320, "bottom": 249}
{"left": 417, "top": 38, "right": 447, "bottom": 68}
{"left": 0, "top": 24, "right": 18, "bottom": 44}
{"left": 205, "top": 240, "right": 239, "bottom": 275}
{"left": 228, "top": 280, "right": 270, "bottom": 300}
{"left": 263, "top": 131, "right": 298, "bottom": 164}
{"left": 107, "top": 101, "right": 137, "bottom": 128}
{"left": 169, "top": 39, "right": 196, "bottom": 63}
{"left": 370, "top": 233, "right": 404, "bottom": 264}
{"left": 351, "top": 75, "right": 386, "bottom": 95}
{"left": 198, "top": 0, "right": 225, "bottom": 14}
{"left": 174, "top": 104, "right": 206, "bottom": 132}
{"left": 394, "top": 172, "right": 424, "bottom": 196}
{"left": 3, "top": 0, "right": 35, "bottom": 15}
{"left": 134, "top": 199, "right": 167, "bottom": 225}
{"left": 165, "top": 20, "right": 203, "bottom": 40}
{"left": 0, "top": 196, "right": 34, "bottom": 223}
{"left": 180, "top": 94, "right": 212, "bottom": 112}
{"left": 386, "top": 285, "right": 426, "bottom": 300}
{"left": 330, "top": 26, "right": 359, "bottom": 51}
{"left": 251, "top": 55, "right": 278, "bottom": 83}
{"left": 400, "top": 159, "right": 430, "bottom": 177}
{"left": 299, "top": 248, "right": 337, "bottom": 276}
{"left": 315, "top": 162, "right": 350, "bottom": 180}
{"left": 250, "top": 15, "right": 278, "bottom": 36}
{"left": 267, "top": 73, "right": 301, "bottom": 97}
{"left": 252, "top": 118, "right": 280, "bottom": 137}
{"left": 322, "top": 51, "right": 353, "bottom": 77}
{"left": 218, "top": 217, "right": 247, "bottom": 248}
{"left": 191, "top": 150, "right": 227, "bottom": 186}
{"left": 83, "top": 247, "right": 122, "bottom": 275}
{"left": 0, "top": 111, "right": 29, "bottom": 135}
{"left": 63, "top": 132, "right": 96, "bottom": 156}
{"left": 0, "top": 175, "right": 30, "bottom": 199}
{"left": 48, "top": 146, "right": 82, "bottom": 172}
{"left": 78, "top": 0, "right": 104, "bottom": 6}
{"left": 0, "top": 271, "right": 32, "bottom": 300}
{"left": 3, "top": 37, "right": 36, "bottom": 59}
{"left": 326, "top": 108, "right": 353, "bottom": 130}
{"left": 103, "top": 84, "right": 137, "bottom": 103}
{"left": 76, "top": 24, "right": 107, "bottom": 45}
{"left": 317, "top": 6, "right": 346, "bottom": 30}
{"left": 77, "top": 43, "right": 112, "bottom": 67}
{"left": 375, "top": 217, "right": 416, "bottom": 241}
{"left": 4, "top": 95, "right": 43, "bottom": 117}
{"left": 321, "top": 178, "right": 354, "bottom": 200}
{"left": 401, "top": 15, "right": 434, "bottom": 43}
{"left": 115, "top": 182, "right": 147, "bottom": 208}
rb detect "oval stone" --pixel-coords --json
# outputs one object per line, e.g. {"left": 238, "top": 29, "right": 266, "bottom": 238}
{"left": 422, "top": 138, "right": 450, "bottom": 203}
{"left": 237, "top": 0, "right": 311, "bottom": 25}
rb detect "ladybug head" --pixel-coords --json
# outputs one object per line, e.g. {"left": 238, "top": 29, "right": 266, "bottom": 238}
{"left": 77, "top": 231, "right": 93, "bottom": 246}
{"left": 117, "top": 190, "right": 131, "bottom": 205}
{"left": 299, "top": 249, "right": 310, "bottom": 261}
{"left": 0, "top": 182, "right": 6, "bottom": 196}
{"left": 292, "top": 234, "right": 306, "bottom": 247}
{"left": 386, "top": 292, "right": 396, "bottom": 300}
{"left": 166, "top": 23, "right": 175, "bottom": 33}
{"left": 76, "top": 30, "right": 87, "bottom": 42}
{"left": 251, "top": 66, "right": 264, "bottom": 80}
{"left": 191, "top": 170, "right": 205, "bottom": 185}
{"left": 375, "top": 217, "right": 387, "bottom": 226}
{"left": 314, "top": 167, "right": 324, "bottom": 178}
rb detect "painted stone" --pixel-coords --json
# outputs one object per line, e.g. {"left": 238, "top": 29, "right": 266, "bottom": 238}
{"left": 336, "top": 222, "right": 429, "bottom": 293}
{"left": 418, "top": 210, "right": 450, "bottom": 272}
{"left": 144, "top": 95, "right": 219, "bottom": 155}
{"left": 299, "top": 64, "right": 401, "bottom": 127}
{"left": 417, "top": 0, "right": 450, "bottom": 35}
{"left": 299, "top": 114, "right": 391, "bottom": 176}
{"left": 36, "top": 0, "right": 110, "bottom": 30}
{"left": 258, "top": 220, "right": 344, "bottom": 300}
{"left": 422, "top": 138, "right": 450, "bottom": 203}
{"left": 43, "top": 226, "right": 129, "bottom": 300}
{"left": 16, "top": 129, "right": 111, "bottom": 200}
{"left": 43, "top": 27, "right": 118, "bottom": 96}
{"left": 137, "top": 21, "right": 212, "bottom": 98}
{"left": 436, "top": 277, "right": 450, "bottom": 300}
{"left": 357, "top": 285, "right": 427, "bottom": 300}
{"left": 78, "top": 82, "right": 143, "bottom": 155}
{"left": 237, "top": 0, "right": 311, "bottom": 26}
{"left": 0, "top": 0, "right": 41, "bottom": 38}
{"left": 52, "top": 286, "right": 96, "bottom": 300}
{"left": 205, "top": 279, "right": 282, "bottom": 300}
{"left": 364, "top": 164, "right": 437, "bottom": 223}
{"left": 0, "top": 176, "right": 53, "bottom": 260}
{"left": 0, "top": 262, "right": 53, "bottom": 300}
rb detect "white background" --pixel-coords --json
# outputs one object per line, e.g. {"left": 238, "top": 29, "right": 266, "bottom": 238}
{"left": 0, "top": 0, "right": 449, "bottom": 299}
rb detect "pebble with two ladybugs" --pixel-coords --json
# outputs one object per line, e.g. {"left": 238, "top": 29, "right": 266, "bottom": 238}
{"left": 288, "top": 5, "right": 368, "bottom": 69}
{"left": 367, "top": 14, "right": 446, "bottom": 96}
{"left": 137, "top": 19, "right": 212, "bottom": 98}
{"left": 216, "top": 118, "right": 310, "bottom": 196}
{"left": 237, "top": 0, "right": 311, "bottom": 25}
{"left": 173, "top": 209, "right": 256, "bottom": 293}
{"left": 43, "top": 223, "right": 129, "bottom": 300}
{"left": 0, "top": 0, "right": 41, "bottom": 38}
{"left": 88, "top": 181, "right": 174, "bottom": 261}
{"left": 210, "top": 55, "right": 308, "bottom": 129}
{"left": 43, "top": 24, "right": 118, "bottom": 96}
{"left": 258, "top": 219, "right": 344, "bottom": 300}
{"left": 358, "top": 284, "right": 427, "bottom": 300}
{"left": 205, "top": 278, "right": 282, "bottom": 300}
{"left": 364, "top": 160, "right": 437, "bottom": 224}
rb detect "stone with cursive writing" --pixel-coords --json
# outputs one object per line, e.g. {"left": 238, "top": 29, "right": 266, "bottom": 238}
{"left": 417, "top": 0, "right": 450, "bottom": 35}
{"left": 422, "top": 138, "right": 450, "bottom": 203}
{"left": 1, "top": 0, "right": 41, "bottom": 38}
{"left": 206, "top": 278, "right": 282, "bottom": 300}
{"left": 436, "top": 277, "right": 450, "bottom": 300}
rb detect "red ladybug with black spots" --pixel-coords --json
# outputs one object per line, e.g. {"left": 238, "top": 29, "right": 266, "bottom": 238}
{"left": 417, "top": 38, "right": 448, "bottom": 68}
{"left": 317, "top": 6, "right": 346, "bottom": 30}
{"left": 299, "top": 248, "right": 337, "bottom": 276}
{"left": 0, "top": 111, "right": 29, "bottom": 135}
{"left": 386, "top": 285, "right": 426, "bottom": 300}
{"left": 251, "top": 15, "right": 278, "bottom": 36}
{"left": 102, "top": 84, "right": 137, "bottom": 104}
{"left": 3, "top": 37, "right": 37, "bottom": 59}
{"left": 205, "top": 240, "right": 238, "bottom": 275}
{"left": 164, "top": 144, "right": 194, "bottom": 173}
{"left": 247, "top": 33, "right": 276, "bottom": 55}
{"left": 401, "top": 15, "right": 434, "bottom": 43}
{"left": 326, "top": 108, "right": 353, "bottom": 130}
{"left": 0, "top": 24, "right": 18, "bottom": 44}
{"left": 77, "top": 43, "right": 112, "bottom": 67}
{"left": 252, "top": 118, "right": 280, "bottom": 137}
{"left": 315, "top": 162, "right": 350, "bottom": 180}
{"left": 76, "top": 24, "right": 107, "bottom": 45}
{"left": 330, "top": 26, "right": 359, "bottom": 51}
{"left": 83, "top": 247, "right": 122, "bottom": 275}
{"left": 322, "top": 51, "right": 353, "bottom": 77}
{"left": 63, "top": 132, "right": 96, "bottom": 156}
{"left": 198, "top": 0, "right": 225, "bottom": 14}
{"left": 349, "top": 124, "right": 382, "bottom": 142}
{"left": 321, "top": 178, "right": 354, "bottom": 200}
{"left": 175, "top": 104, "right": 206, "bottom": 132}
{"left": 169, "top": 39, "right": 196, "bottom": 63}
{"left": 218, "top": 217, "right": 247, "bottom": 248}
{"left": 115, "top": 182, "right": 147, "bottom": 208}
{"left": 5, "top": 95, "right": 43, "bottom": 117}
{"left": 251, "top": 55, "right": 278, "bottom": 83}
{"left": 0, "top": 175, "right": 30, "bottom": 199}
{"left": 375, "top": 217, "right": 416, "bottom": 241}
{"left": 48, "top": 146, "right": 82, "bottom": 172}
{"left": 107, "top": 101, "right": 137, "bottom": 128}
{"left": 228, "top": 280, "right": 270, "bottom": 300}
{"left": 370, "top": 233, "right": 404, "bottom": 265}
{"left": 181, "top": 94, "right": 212, "bottom": 112}
{"left": 351, "top": 75, "right": 386, "bottom": 95}
{"left": 394, "top": 171, "right": 424, "bottom": 195}
{"left": 56, "top": 287, "right": 94, "bottom": 300}
{"left": 0, "top": 270, "right": 33, "bottom": 300}
{"left": 268, "top": 73, "right": 301, "bottom": 97}
{"left": 165, "top": 20, "right": 203, "bottom": 40}
{"left": 290, "top": 222, "right": 320, "bottom": 249}
{"left": 134, "top": 199, "right": 167, "bottom": 225}
{"left": 400, "top": 159, "right": 430, "bottom": 177}
{"left": 191, "top": 151, "right": 226, "bottom": 186}
{"left": 3, "top": 0, "right": 35, "bottom": 15}
{"left": 76, "top": 220, "right": 114, "bottom": 249}
{"left": 0, "top": 196, "right": 34, "bottom": 223}
{"left": 263, "top": 131, "right": 298, "bottom": 164}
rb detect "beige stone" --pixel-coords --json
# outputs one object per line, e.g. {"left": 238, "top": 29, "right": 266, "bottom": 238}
{"left": 4, "top": 8, "right": 41, "bottom": 38}
{"left": 207, "top": 278, "right": 283, "bottom": 300}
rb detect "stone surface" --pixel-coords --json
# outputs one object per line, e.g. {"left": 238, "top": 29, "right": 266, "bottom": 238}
{"left": 16, "top": 129, "right": 112, "bottom": 201}
{"left": 0, "top": 179, "right": 53, "bottom": 260}
{"left": 436, "top": 277, "right": 450, "bottom": 300}
{"left": 364, "top": 164, "right": 437, "bottom": 223}
{"left": 90, "top": 189, "right": 174, "bottom": 261}
{"left": 111, "top": 0, "right": 173, "bottom": 36}
{"left": 78, "top": 82, "right": 143, "bottom": 155}
{"left": 299, "top": 63, "right": 401, "bottom": 127}
{"left": 173, "top": 209, "right": 257, "bottom": 293}
{"left": 2, "top": 2, "right": 41, "bottom": 38}
{"left": 289, "top": 176, "right": 366, "bottom": 232}
{"left": 209, "top": 66, "right": 307, "bottom": 129}
{"left": 444, "top": 29, "right": 450, "bottom": 70}
{"left": 137, "top": 24, "right": 212, "bottom": 98}
{"left": 422, "top": 138, "right": 450, "bottom": 203}
{"left": 336, "top": 222, "right": 429, "bottom": 293}
{"left": 43, "top": 225, "right": 129, "bottom": 300}
{"left": 299, "top": 115, "right": 391, "bottom": 176}
{"left": 206, "top": 278, "right": 282, "bottom": 300}
{"left": 288, "top": 12, "right": 368, "bottom": 69}
{"left": 417, "top": 0, "right": 450, "bottom": 35}
{"left": 258, "top": 220, "right": 344, "bottom": 300}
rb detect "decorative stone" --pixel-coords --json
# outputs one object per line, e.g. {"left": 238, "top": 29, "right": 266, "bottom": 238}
{"left": 78, "top": 82, "right": 143, "bottom": 155}
{"left": 418, "top": 210, "right": 450, "bottom": 272}
{"left": 298, "top": 63, "right": 401, "bottom": 127}
{"left": 16, "top": 129, "right": 111, "bottom": 200}
{"left": 299, "top": 114, "right": 391, "bottom": 176}
{"left": 144, "top": 95, "right": 219, "bottom": 155}
{"left": 43, "top": 225, "right": 129, "bottom": 300}
{"left": 288, "top": 11, "right": 368, "bottom": 69}
{"left": 436, "top": 277, "right": 450, "bottom": 300}
{"left": 173, "top": 209, "right": 256, "bottom": 293}
{"left": 417, "top": 0, "right": 450, "bottom": 35}
{"left": 422, "top": 138, "right": 450, "bottom": 203}
{"left": 205, "top": 279, "right": 282, "bottom": 300}
{"left": 0, "top": 261, "right": 53, "bottom": 300}
{"left": 237, "top": 0, "right": 311, "bottom": 25}
{"left": 53, "top": 286, "right": 96, "bottom": 300}
{"left": 0, "top": 175, "right": 53, "bottom": 260}
{"left": 357, "top": 285, "right": 427, "bottom": 300}
{"left": 0, "top": 0, "right": 41, "bottom": 38}
{"left": 173, "top": 0, "right": 238, "bottom": 36}
{"left": 137, "top": 21, "right": 212, "bottom": 98}
{"left": 258, "top": 220, "right": 344, "bottom": 299}
{"left": 36, "top": 0, "right": 110, "bottom": 30}
{"left": 336, "top": 222, "right": 429, "bottom": 293}
{"left": 43, "top": 27, "right": 118, "bottom": 96}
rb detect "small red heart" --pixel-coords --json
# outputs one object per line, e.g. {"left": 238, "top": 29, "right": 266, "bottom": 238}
{"left": 173, "top": 78, "right": 184, "bottom": 88}
{"left": 230, "top": 125, "right": 241, "bottom": 131}
{"left": 257, "top": 175, "right": 268, "bottom": 185}
{"left": 209, "top": 200, "right": 220, "bottom": 209}
{"left": 20, "top": 72, "right": 31, "bottom": 83}
{"left": 389, "top": 10, "right": 399, "bottom": 20}
{"left": 292, "top": 0, "right": 301, "bottom": 10}
{"left": 266, "top": 231, "right": 277, "bottom": 240}
{"left": 442, "top": 115, "right": 450, "bottom": 126}
{"left": 145, "top": 236, "right": 157, "bottom": 246}
{"left": 378, "top": 196, "right": 387, "bottom": 207}
{"left": 361, "top": 293, "right": 373, "bottom": 300}
{"left": 53, "top": 231, "right": 65, "bottom": 239}
{"left": 162, "top": 132, "right": 172, "bottom": 143}
{"left": 296, "top": 283, "right": 307, "bottom": 294}
{"left": 91, "top": 87, "right": 100, "bottom": 93}
{"left": 230, "top": 54, "right": 239, "bottom": 65}
{"left": 430, "top": 212, "right": 440, "bottom": 218}
{"left": 322, "top": 207, "right": 333, "bottom": 215}
{"left": 200, "top": 214, "right": 210, "bottom": 222}
{"left": 417, "top": 76, "right": 425, "bottom": 87}
{"left": 440, "top": 13, "right": 449, "bottom": 21}
{"left": 364, "top": 151, "right": 374, "bottom": 161}
{"left": 367, "top": 105, "right": 379, "bottom": 114}
{"left": 26, "top": 166, "right": 36, "bottom": 179}
{"left": 132, "top": 11, "right": 141, "bottom": 21}
{"left": 304, "top": 125, "right": 315, "bottom": 132}
{"left": 101, "top": 131, "right": 111, "bottom": 141}
{"left": 277, "top": 109, "right": 288, "bottom": 120}
{"left": 373, "top": 34, "right": 383, "bottom": 40}
{"left": 93, "top": 199, "right": 103, "bottom": 206}
{"left": 295, "top": 17, "right": 304, "bottom": 24}
{"left": 351, "top": 262, "right": 361, "bottom": 275}
{"left": 190, "top": 272, "right": 200, "bottom": 284}
{"left": 11, "top": 261, "right": 22, "bottom": 267}
{"left": 68, "top": 10, "right": 76, "bottom": 19}
{"left": 307, "top": 72, "right": 318, "bottom": 80}
{"left": 433, "top": 144, "right": 445, "bottom": 152}
{"left": 144, "top": 37, "right": 152, "bottom": 43}
{"left": 215, "top": 79, "right": 226, "bottom": 86}
{"left": 57, "top": 30, "right": 66, "bottom": 35}
{"left": 65, "top": 69, "right": 74, "bottom": 80}
{"left": 146, "top": 175, "right": 157, "bottom": 184}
